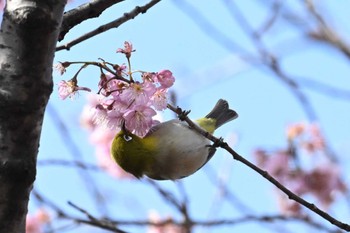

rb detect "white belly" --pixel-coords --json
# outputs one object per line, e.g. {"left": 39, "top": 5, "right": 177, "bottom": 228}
{"left": 145, "top": 120, "right": 212, "bottom": 180}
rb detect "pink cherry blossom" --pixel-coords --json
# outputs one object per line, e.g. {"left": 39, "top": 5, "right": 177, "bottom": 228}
{"left": 90, "top": 96, "right": 118, "bottom": 126}
{"left": 116, "top": 41, "right": 135, "bottom": 58}
{"left": 255, "top": 122, "right": 347, "bottom": 214}
{"left": 120, "top": 82, "right": 156, "bottom": 106}
{"left": 276, "top": 163, "right": 346, "bottom": 212}
{"left": 53, "top": 62, "right": 69, "bottom": 75}
{"left": 124, "top": 105, "right": 157, "bottom": 137}
{"left": 106, "top": 108, "right": 125, "bottom": 130}
{"left": 58, "top": 80, "right": 91, "bottom": 100}
{"left": 155, "top": 70, "right": 175, "bottom": 88}
{"left": 58, "top": 80, "right": 76, "bottom": 99}
{"left": 151, "top": 88, "right": 168, "bottom": 110}
{"left": 89, "top": 96, "right": 128, "bottom": 129}
{"left": 98, "top": 73, "right": 127, "bottom": 97}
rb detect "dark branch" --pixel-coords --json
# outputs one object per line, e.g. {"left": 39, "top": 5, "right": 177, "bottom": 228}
{"left": 59, "top": 0, "right": 125, "bottom": 41}
{"left": 68, "top": 201, "right": 128, "bottom": 233}
{"left": 56, "top": 0, "right": 162, "bottom": 51}
{"left": 167, "top": 104, "right": 350, "bottom": 232}
{"left": 304, "top": 0, "right": 350, "bottom": 60}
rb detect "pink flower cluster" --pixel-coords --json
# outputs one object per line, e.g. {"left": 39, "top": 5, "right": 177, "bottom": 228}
{"left": 57, "top": 41, "right": 175, "bottom": 178}
{"left": 94, "top": 68, "right": 174, "bottom": 136}
{"left": 254, "top": 122, "right": 347, "bottom": 215}
{"left": 56, "top": 41, "right": 175, "bottom": 137}
{"left": 26, "top": 209, "right": 50, "bottom": 233}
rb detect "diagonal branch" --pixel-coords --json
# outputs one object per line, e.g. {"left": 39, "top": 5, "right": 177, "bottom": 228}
{"left": 167, "top": 104, "right": 350, "bottom": 232}
{"left": 59, "top": 0, "right": 125, "bottom": 41}
{"left": 56, "top": 0, "right": 162, "bottom": 51}
{"left": 304, "top": 0, "right": 350, "bottom": 60}
{"left": 68, "top": 201, "right": 128, "bottom": 233}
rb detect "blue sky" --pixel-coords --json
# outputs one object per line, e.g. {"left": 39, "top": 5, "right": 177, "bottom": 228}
{"left": 28, "top": 0, "right": 350, "bottom": 232}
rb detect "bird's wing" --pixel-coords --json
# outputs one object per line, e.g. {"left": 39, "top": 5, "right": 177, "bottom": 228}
{"left": 144, "top": 119, "right": 186, "bottom": 136}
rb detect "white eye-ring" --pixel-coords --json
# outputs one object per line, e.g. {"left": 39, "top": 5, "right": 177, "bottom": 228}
{"left": 123, "top": 134, "right": 133, "bottom": 142}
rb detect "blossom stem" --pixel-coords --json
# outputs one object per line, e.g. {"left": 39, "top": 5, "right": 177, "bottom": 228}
{"left": 127, "top": 57, "right": 134, "bottom": 82}
{"left": 63, "top": 61, "right": 131, "bottom": 83}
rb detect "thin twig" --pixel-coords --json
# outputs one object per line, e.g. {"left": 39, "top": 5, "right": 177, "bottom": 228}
{"left": 146, "top": 179, "right": 192, "bottom": 232}
{"left": 94, "top": 214, "right": 341, "bottom": 232}
{"left": 32, "top": 189, "right": 66, "bottom": 217}
{"left": 56, "top": 0, "right": 162, "bottom": 51}
{"left": 37, "top": 159, "right": 101, "bottom": 171}
{"left": 68, "top": 201, "right": 128, "bottom": 233}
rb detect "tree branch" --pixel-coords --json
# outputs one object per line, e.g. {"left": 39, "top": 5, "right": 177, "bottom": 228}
{"left": 304, "top": 0, "right": 350, "bottom": 60}
{"left": 56, "top": 0, "right": 162, "bottom": 51}
{"left": 167, "top": 104, "right": 350, "bottom": 232}
{"left": 68, "top": 201, "right": 129, "bottom": 233}
{"left": 59, "top": 0, "right": 125, "bottom": 41}
{"left": 37, "top": 159, "right": 102, "bottom": 171}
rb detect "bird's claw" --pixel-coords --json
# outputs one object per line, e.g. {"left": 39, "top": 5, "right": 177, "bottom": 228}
{"left": 206, "top": 137, "right": 225, "bottom": 149}
{"left": 177, "top": 107, "right": 191, "bottom": 121}
{"left": 205, "top": 138, "right": 225, "bottom": 157}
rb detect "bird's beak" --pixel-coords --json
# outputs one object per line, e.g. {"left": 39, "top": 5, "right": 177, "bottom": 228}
{"left": 120, "top": 120, "right": 132, "bottom": 135}
{"left": 121, "top": 120, "right": 127, "bottom": 132}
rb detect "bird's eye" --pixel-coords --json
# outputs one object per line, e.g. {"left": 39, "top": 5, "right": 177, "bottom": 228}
{"left": 123, "top": 134, "right": 133, "bottom": 142}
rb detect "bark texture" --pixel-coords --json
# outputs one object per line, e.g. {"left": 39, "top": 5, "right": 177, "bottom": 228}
{"left": 0, "top": 1, "right": 65, "bottom": 232}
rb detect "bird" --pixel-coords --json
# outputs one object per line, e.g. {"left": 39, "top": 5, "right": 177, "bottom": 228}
{"left": 111, "top": 99, "right": 238, "bottom": 180}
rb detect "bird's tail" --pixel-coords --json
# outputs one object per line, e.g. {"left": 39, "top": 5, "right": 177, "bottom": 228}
{"left": 205, "top": 99, "right": 238, "bottom": 128}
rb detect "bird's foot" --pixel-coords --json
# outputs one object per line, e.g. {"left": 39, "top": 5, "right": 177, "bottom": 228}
{"left": 205, "top": 138, "right": 223, "bottom": 159}
{"left": 206, "top": 137, "right": 226, "bottom": 149}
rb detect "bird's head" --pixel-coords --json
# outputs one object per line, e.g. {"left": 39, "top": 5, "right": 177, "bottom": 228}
{"left": 110, "top": 122, "right": 156, "bottom": 178}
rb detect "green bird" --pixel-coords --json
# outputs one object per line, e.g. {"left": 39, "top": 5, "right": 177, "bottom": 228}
{"left": 111, "top": 99, "right": 238, "bottom": 180}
